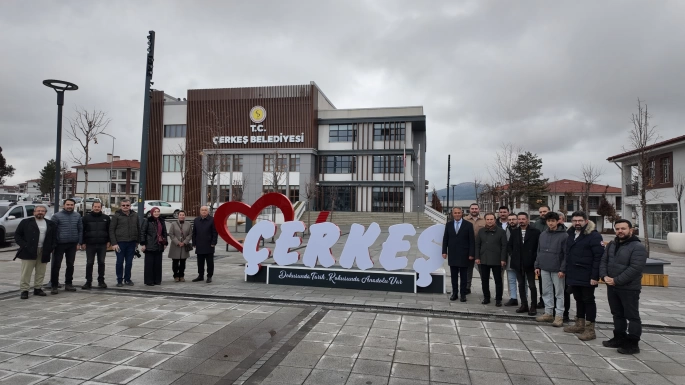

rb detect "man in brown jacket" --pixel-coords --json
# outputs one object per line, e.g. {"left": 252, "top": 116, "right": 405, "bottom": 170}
{"left": 464, "top": 203, "right": 486, "bottom": 295}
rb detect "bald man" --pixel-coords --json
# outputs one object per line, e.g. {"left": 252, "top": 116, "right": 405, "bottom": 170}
{"left": 192, "top": 206, "right": 218, "bottom": 283}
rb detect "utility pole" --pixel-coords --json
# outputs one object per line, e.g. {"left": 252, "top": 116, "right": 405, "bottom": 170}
{"left": 137, "top": 31, "right": 155, "bottom": 221}
{"left": 446, "top": 154, "right": 451, "bottom": 217}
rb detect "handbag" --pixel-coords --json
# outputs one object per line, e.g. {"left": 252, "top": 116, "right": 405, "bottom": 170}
{"left": 180, "top": 222, "right": 193, "bottom": 252}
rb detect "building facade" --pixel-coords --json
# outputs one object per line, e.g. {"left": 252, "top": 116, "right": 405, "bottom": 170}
{"left": 73, "top": 155, "right": 140, "bottom": 207}
{"left": 147, "top": 83, "right": 427, "bottom": 216}
{"left": 607, "top": 134, "right": 685, "bottom": 241}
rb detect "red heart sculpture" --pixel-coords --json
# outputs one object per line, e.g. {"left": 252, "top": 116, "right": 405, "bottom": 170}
{"left": 213, "top": 192, "right": 295, "bottom": 253}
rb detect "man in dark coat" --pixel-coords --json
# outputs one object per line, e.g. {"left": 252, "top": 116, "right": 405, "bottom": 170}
{"left": 600, "top": 219, "right": 647, "bottom": 355}
{"left": 15, "top": 205, "right": 57, "bottom": 299}
{"left": 81, "top": 201, "right": 111, "bottom": 289}
{"left": 50, "top": 198, "right": 83, "bottom": 294}
{"left": 442, "top": 207, "right": 475, "bottom": 302}
{"left": 192, "top": 205, "right": 218, "bottom": 283}
{"left": 508, "top": 212, "right": 541, "bottom": 316}
{"left": 563, "top": 211, "right": 605, "bottom": 341}
{"left": 475, "top": 213, "right": 507, "bottom": 306}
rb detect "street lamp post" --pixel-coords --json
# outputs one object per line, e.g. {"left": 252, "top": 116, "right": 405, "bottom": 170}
{"left": 43, "top": 79, "right": 78, "bottom": 214}
{"left": 451, "top": 184, "right": 457, "bottom": 211}
{"left": 97, "top": 133, "right": 116, "bottom": 211}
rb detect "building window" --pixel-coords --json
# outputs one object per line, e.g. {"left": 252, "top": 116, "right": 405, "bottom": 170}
{"left": 321, "top": 186, "right": 356, "bottom": 212}
{"left": 110, "top": 183, "right": 116, "bottom": 193}
{"left": 289, "top": 186, "right": 300, "bottom": 203}
{"left": 373, "top": 155, "right": 404, "bottom": 174}
{"left": 372, "top": 187, "right": 404, "bottom": 212}
{"left": 647, "top": 203, "right": 678, "bottom": 240}
{"left": 290, "top": 154, "right": 300, "bottom": 172}
{"left": 321, "top": 156, "right": 356, "bottom": 174}
{"left": 207, "top": 154, "right": 230, "bottom": 172}
{"left": 263, "top": 185, "right": 287, "bottom": 195}
{"left": 373, "top": 122, "right": 406, "bottom": 141}
{"left": 162, "top": 185, "right": 183, "bottom": 202}
{"left": 648, "top": 160, "right": 656, "bottom": 186}
{"left": 559, "top": 196, "right": 565, "bottom": 209}
{"left": 163, "top": 155, "right": 185, "bottom": 172}
{"left": 119, "top": 171, "right": 127, "bottom": 180}
{"left": 111, "top": 170, "right": 118, "bottom": 180}
{"left": 616, "top": 196, "right": 622, "bottom": 208}
{"left": 329, "top": 124, "right": 357, "bottom": 142}
{"left": 130, "top": 185, "right": 137, "bottom": 194}
{"left": 130, "top": 171, "right": 137, "bottom": 180}
{"left": 163, "top": 125, "right": 187, "bottom": 138}
{"left": 233, "top": 155, "right": 243, "bottom": 172}
{"left": 588, "top": 196, "right": 600, "bottom": 210}
{"left": 662, "top": 157, "right": 670, "bottom": 183}
{"left": 264, "top": 154, "right": 288, "bottom": 172}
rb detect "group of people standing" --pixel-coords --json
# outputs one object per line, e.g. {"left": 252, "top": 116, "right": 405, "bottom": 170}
{"left": 443, "top": 203, "right": 647, "bottom": 354}
{"left": 14, "top": 199, "right": 219, "bottom": 296}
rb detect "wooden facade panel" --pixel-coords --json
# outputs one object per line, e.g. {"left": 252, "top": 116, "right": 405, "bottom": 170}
{"left": 145, "top": 90, "right": 165, "bottom": 200}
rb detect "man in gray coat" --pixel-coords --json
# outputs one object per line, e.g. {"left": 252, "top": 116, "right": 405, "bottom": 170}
{"left": 534, "top": 211, "right": 567, "bottom": 327}
{"left": 50, "top": 199, "right": 83, "bottom": 294}
{"left": 600, "top": 219, "right": 647, "bottom": 355}
{"left": 475, "top": 213, "right": 507, "bottom": 306}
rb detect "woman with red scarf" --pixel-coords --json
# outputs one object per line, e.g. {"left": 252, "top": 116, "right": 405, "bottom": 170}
{"left": 140, "top": 207, "right": 168, "bottom": 286}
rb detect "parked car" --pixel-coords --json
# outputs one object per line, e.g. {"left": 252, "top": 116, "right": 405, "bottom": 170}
{"left": 142, "top": 200, "right": 180, "bottom": 219}
{"left": 76, "top": 197, "right": 101, "bottom": 215}
{"left": 0, "top": 202, "right": 51, "bottom": 243}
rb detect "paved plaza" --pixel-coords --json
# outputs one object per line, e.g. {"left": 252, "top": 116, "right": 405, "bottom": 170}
{"left": 0, "top": 226, "right": 684, "bottom": 384}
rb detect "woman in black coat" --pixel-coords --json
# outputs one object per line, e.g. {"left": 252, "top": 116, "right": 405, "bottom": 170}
{"left": 140, "top": 207, "right": 168, "bottom": 286}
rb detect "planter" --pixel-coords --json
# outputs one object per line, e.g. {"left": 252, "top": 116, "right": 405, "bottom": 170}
{"left": 667, "top": 232, "right": 685, "bottom": 253}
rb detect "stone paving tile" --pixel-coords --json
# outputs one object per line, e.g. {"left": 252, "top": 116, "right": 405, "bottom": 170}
{"left": 0, "top": 373, "right": 47, "bottom": 385}
{"left": 92, "top": 365, "right": 148, "bottom": 384}
{"left": 35, "top": 376, "right": 84, "bottom": 385}
{"left": 468, "top": 370, "right": 512, "bottom": 385}
{"left": 57, "top": 361, "right": 115, "bottom": 380}
{"left": 90, "top": 349, "right": 141, "bottom": 365}
{"left": 303, "top": 368, "right": 349, "bottom": 385}
{"left": 314, "top": 355, "right": 355, "bottom": 372}
{"left": 390, "top": 362, "right": 429, "bottom": 381}
{"left": 0, "top": 354, "right": 51, "bottom": 371}
{"left": 127, "top": 368, "right": 184, "bottom": 385}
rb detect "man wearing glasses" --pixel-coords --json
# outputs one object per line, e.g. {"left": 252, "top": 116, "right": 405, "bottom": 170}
{"left": 109, "top": 199, "right": 140, "bottom": 287}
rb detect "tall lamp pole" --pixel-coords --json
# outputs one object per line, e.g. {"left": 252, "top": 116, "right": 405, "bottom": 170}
{"left": 97, "top": 133, "right": 116, "bottom": 211}
{"left": 43, "top": 79, "right": 78, "bottom": 214}
{"left": 451, "top": 184, "right": 457, "bottom": 211}
{"left": 137, "top": 31, "right": 156, "bottom": 221}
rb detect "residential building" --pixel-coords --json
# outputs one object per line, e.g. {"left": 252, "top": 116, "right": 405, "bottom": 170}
{"left": 73, "top": 155, "right": 140, "bottom": 207}
{"left": 607, "top": 134, "right": 685, "bottom": 242}
{"left": 0, "top": 185, "right": 19, "bottom": 194}
{"left": 18, "top": 179, "right": 41, "bottom": 198}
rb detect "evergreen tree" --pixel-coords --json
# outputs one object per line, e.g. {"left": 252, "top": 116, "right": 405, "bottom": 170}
{"left": 0, "top": 147, "right": 15, "bottom": 185}
{"left": 38, "top": 159, "right": 56, "bottom": 201}
{"left": 512, "top": 152, "right": 549, "bottom": 212}
{"left": 431, "top": 187, "right": 443, "bottom": 213}
{"left": 596, "top": 189, "right": 617, "bottom": 233}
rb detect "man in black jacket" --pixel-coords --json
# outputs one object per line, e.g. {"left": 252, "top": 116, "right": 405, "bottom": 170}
{"left": 600, "top": 219, "right": 647, "bottom": 355}
{"left": 442, "top": 207, "right": 475, "bottom": 302}
{"left": 192, "top": 205, "right": 218, "bottom": 283}
{"left": 15, "top": 205, "right": 57, "bottom": 299}
{"left": 508, "top": 212, "right": 541, "bottom": 316}
{"left": 81, "top": 201, "right": 111, "bottom": 289}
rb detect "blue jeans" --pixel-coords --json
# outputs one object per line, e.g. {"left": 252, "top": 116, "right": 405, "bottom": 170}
{"left": 506, "top": 268, "right": 519, "bottom": 300}
{"left": 115, "top": 241, "right": 136, "bottom": 283}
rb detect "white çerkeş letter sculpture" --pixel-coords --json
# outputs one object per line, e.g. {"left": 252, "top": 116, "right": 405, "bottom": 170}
{"left": 339, "top": 223, "right": 381, "bottom": 271}
{"left": 379, "top": 223, "right": 416, "bottom": 271}
{"left": 302, "top": 222, "right": 340, "bottom": 268}
{"left": 414, "top": 224, "right": 446, "bottom": 287}
{"left": 242, "top": 220, "right": 276, "bottom": 275}
{"left": 273, "top": 221, "right": 306, "bottom": 266}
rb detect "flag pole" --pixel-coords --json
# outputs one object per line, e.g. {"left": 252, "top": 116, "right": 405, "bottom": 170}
{"left": 402, "top": 142, "right": 406, "bottom": 224}
{"left": 417, "top": 143, "right": 420, "bottom": 228}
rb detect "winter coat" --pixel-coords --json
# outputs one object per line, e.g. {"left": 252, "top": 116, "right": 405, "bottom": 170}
{"left": 599, "top": 236, "right": 647, "bottom": 291}
{"left": 535, "top": 226, "right": 567, "bottom": 272}
{"left": 565, "top": 221, "right": 604, "bottom": 286}
{"left": 508, "top": 226, "right": 541, "bottom": 271}
{"left": 82, "top": 211, "right": 111, "bottom": 245}
{"left": 475, "top": 226, "right": 507, "bottom": 266}
{"left": 531, "top": 217, "right": 549, "bottom": 233}
{"left": 51, "top": 209, "right": 83, "bottom": 244}
{"left": 168, "top": 220, "right": 192, "bottom": 260}
{"left": 110, "top": 209, "right": 140, "bottom": 245}
{"left": 464, "top": 216, "right": 486, "bottom": 239}
{"left": 140, "top": 216, "right": 168, "bottom": 252}
{"left": 505, "top": 225, "right": 517, "bottom": 266}
{"left": 193, "top": 216, "right": 218, "bottom": 255}
{"left": 442, "top": 219, "right": 475, "bottom": 267}
{"left": 14, "top": 218, "right": 58, "bottom": 263}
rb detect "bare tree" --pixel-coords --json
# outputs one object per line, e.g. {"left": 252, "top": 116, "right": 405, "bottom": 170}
{"left": 473, "top": 174, "right": 483, "bottom": 207}
{"left": 327, "top": 186, "right": 339, "bottom": 222}
{"left": 579, "top": 163, "right": 604, "bottom": 212}
{"left": 488, "top": 143, "right": 522, "bottom": 209}
{"left": 302, "top": 178, "right": 319, "bottom": 235}
{"left": 67, "top": 108, "right": 111, "bottom": 200}
{"left": 624, "top": 99, "right": 661, "bottom": 253}
{"left": 264, "top": 150, "right": 288, "bottom": 224}
{"left": 548, "top": 175, "right": 559, "bottom": 212}
{"left": 188, "top": 110, "right": 227, "bottom": 215}
{"left": 675, "top": 170, "right": 684, "bottom": 233}
{"left": 231, "top": 174, "right": 248, "bottom": 232}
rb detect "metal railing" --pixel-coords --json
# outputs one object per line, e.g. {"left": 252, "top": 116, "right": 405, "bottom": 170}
{"left": 625, "top": 183, "right": 638, "bottom": 196}
{"left": 424, "top": 205, "right": 447, "bottom": 224}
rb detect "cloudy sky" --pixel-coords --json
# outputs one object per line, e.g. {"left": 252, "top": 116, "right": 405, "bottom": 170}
{"left": 2, "top": 1, "right": 684, "bottom": 192}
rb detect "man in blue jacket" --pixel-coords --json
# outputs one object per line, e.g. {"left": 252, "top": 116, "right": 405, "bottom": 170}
{"left": 50, "top": 199, "right": 83, "bottom": 294}
{"left": 563, "top": 211, "right": 604, "bottom": 341}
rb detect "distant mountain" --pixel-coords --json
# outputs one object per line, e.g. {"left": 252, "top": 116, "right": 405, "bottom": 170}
{"left": 433, "top": 182, "right": 484, "bottom": 201}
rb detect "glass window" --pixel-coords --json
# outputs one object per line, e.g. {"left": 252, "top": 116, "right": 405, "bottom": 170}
{"left": 130, "top": 185, "right": 137, "bottom": 194}
{"left": 119, "top": 171, "right": 127, "bottom": 180}
{"left": 110, "top": 183, "right": 116, "bottom": 193}
{"left": 130, "top": 171, "right": 137, "bottom": 180}
{"left": 662, "top": 157, "right": 670, "bottom": 183}
{"left": 263, "top": 185, "right": 287, "bottom": 195}
{"left": 264, "top": 154, "right": 274, "bottom": 172}
{"left": 163, "top": 125, "right": 187, "bottom": 138}
{"left": 9, "top": 206, "right": 24, "bottom": 219}
{"left": 649, "top": 160, "right": 656, "bottom": 185}
{"left": 321, "top": 186, "right": 356, "bottom": 212}
{"left": 290, "top": 154, "right": 300, "bottom": 172}
{"left": 371, "top": 187, "right": 404, "bottom": 212}
{"left": 647, "top": 204, "right": 678, "bottom": 240}
{"left": 616, "top": 196, "right": 622, "bottom": 207}
{"left": 162, "top": 155, "right": 184, "bottom": 172}
{"left": 160, "top": 202, "right": 172, "bottom": 207}
{"left": 588, "top": 196, "right": 600, "bottom": 210}
{"left": 289, "top": 186, "right": 300, "bottom": 203}
{"left": 25, "top": 205, "right": 35, "bottom": 217}
{"left": 373, "top": 122, "right": 406, "bottom": 141}
{"left": 161, "top": 185, "right": 182, "bottom": 202}
{"left": 321, "top": 156, "right": 356, "bottom": 174}
{"left": 111, "top": 170, "right": 118, "bottom": 179}
{"left": 233, "top": 155, "right": 243, "bottom": 172}
{"left": 329, "top": 124, "right": 357, "bottom": 142}
{"left": 373, "top": 155, "right": 404, "bottom": 173}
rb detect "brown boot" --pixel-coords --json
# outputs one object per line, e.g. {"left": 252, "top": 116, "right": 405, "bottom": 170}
{"left": 536, "top": 313, "right": 554, "bottom": 323}
{"left": 515, "top": 303, "right": 529, "bottom": 313}
{"left": 552, "top": 316, "right": 564, "bottom": 327}
{"left": 563, "top": 318, "right": 585, "bottom": 334}
{"left": 577, "top": 322, "right": 596, "bottom": 341}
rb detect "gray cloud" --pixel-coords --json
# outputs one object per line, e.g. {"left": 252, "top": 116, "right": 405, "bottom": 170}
{"left": 1, "top": 0, "right": 684, "bottom": 194}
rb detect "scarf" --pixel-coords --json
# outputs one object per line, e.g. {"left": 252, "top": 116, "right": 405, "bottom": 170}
{"left": 153, "top": 217, "right": 164, "bottom": 244}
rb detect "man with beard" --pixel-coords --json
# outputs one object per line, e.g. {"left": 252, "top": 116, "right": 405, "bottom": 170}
{"left": 50, "top": 199, "right": 83, "bottom": 294}
{"left": 110, "top": 198, "right": 140, "bottom": 287}
{"left": 600, "top": 219, "right": 647, "bottom": 354}
{"left": 563, "top": 211, "right": 604, "bottom": 341}
{"left": 535, "top": 212, "right": 567, "bottom": 327}
{"left": 464, "top": 203, "right": 486, "bottom": 295}
{"left": 532, "top": 205, "right": 550, "bottom": 309}
{"left": 504, "top": 213, "right": 520, "bottom": 307}
{"left": 15, "top": 205, "right": 57, "bottom": 299}
{"left": 496, "top": 206, "right": 510, "bottom": 229}
{"left": 508, "top": 212, "right": 540, "bottom": 315}
{"left": 475, "top": 213, "right": 507, "bottom": 306}
{"left": 81, "top": 201, "right": 111, "bottom": 289}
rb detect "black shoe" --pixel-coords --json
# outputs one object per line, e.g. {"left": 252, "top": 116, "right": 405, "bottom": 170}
{"left": 466, "top": 289, "right": 471, "bottom": 295}
{"left": 482, "top": 299, "right": 491, "bottom": 305}
{"left": 51, "top": 287, "right": 58, "bottom": 295}
{"left": 125, "top": 281, "right": 134, "bottom": 286}
{"left": 495, "top": 301, "right": 502, "bottom": 307}
{"left": 617, "top": 336, "right": 640, "bottom": 355}
{"left": 504, "top": 299, "right": 518, "bottom": 307}
{"left": 33, "top": 289, "right": 46, "bottom": 297}
{"left": 460, "top": 297, "right": 467, "bottom": 302}
{"left": 64, "top": 284, "right": 76, "bottom": 292}
{"left": 98, "top": 281, "right": 107, "bottom": 289}
{"left": 536, "top": 300, "right": 545, "bottom": 309}
{"left": 145, "top": 283, "right": 154, "bottom": 286}
{"left": 206, "top": 277, "right": 212, "bottom": 283}
{"left": 563, "top": 314, "right": 571, "bottom": 323}
{"left": 528, "top": 303, "right": 537, "bottom": 316}
{"left": 116, "top": 282, "right": 124, "bottom": 287}
{"left": 81, "top": 283, "right": 92, "bottom": 290}
{"left": 449, "top": 293, "right": 458, "bottom": 301}
{"left": 192, "top": 276, "right": 204, "bottom": 282}
{"left": 603, "top": 331, "right": 627, "bottom": 348}
{"left": 516, "top": 304, "right": 529, "bottom": 313}
{"left": 20, "top": 291, "right": 28, "bottom": 299}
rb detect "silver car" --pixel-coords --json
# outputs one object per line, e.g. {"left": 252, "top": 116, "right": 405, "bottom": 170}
{"left": 0, "top": 203, "right": 52, "bottom": 243}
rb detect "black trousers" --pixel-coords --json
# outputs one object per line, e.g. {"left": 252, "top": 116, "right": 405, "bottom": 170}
{"left": 538, "top": 274, "right": 544, "bottom": 303}
{"left": 52, "top": 243, "right": 77, "bottom": 287}
{"left": 85, "top": 244, "right": 107, "bottom": 283}
{"left": 467, "top": 259, "right": 480, "bottom": 289}
{"left": 172, "top": 259, "right": 187, "bottom": 278}
{"left": 480, "top": 264, "right": 503, "bottom": 301}
{"left": 516, "top": 269, "right": 537, "bottom": 305}
{"left": 571, "top": 285, "right": 597, "bottom": 322}
{"left": 197, "top": 253, "right": 214, "bottom": 278}
{"left": 144, "top": 251, "right": 163, "bottom": 285}
{"left": 449, "top": 266, "right": 468, "bottom": 297}
{"left": 607, "top": 286, "right": 642, "bottom": 338}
